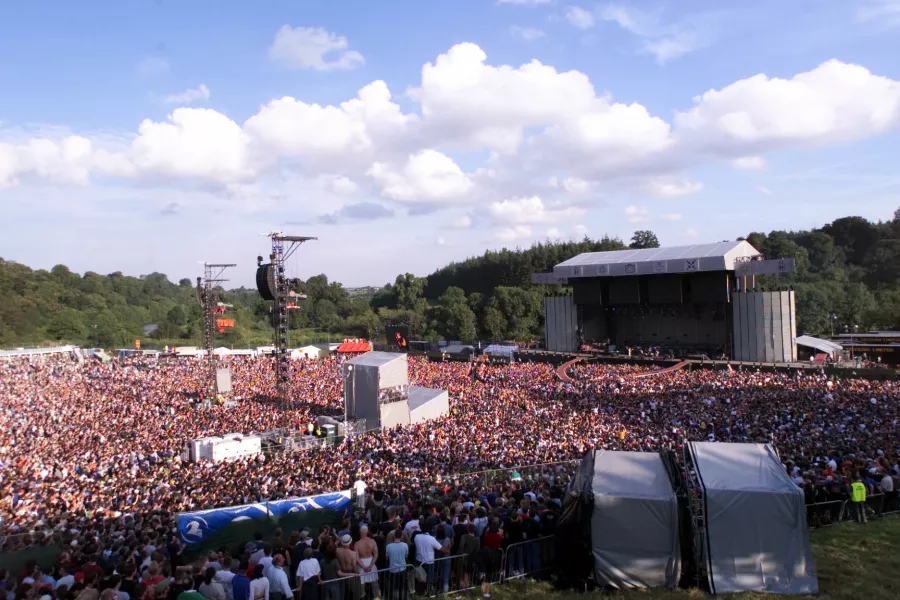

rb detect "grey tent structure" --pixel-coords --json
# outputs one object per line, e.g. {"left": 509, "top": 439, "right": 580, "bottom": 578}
{"left": 571, "top": 450, "right": 681, "bottom": 589}
{"left": 685, "top": 442, "right": 818, "bottom": 595}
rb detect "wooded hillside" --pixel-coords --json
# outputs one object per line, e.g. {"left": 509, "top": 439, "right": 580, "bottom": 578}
{"left": 1, "top": 211, "right": 897, "bottom": 348}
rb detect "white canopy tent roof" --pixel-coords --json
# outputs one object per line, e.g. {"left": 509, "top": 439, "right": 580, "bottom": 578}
{"left": 796, "top": 335, "right": 842, "bottom": 356}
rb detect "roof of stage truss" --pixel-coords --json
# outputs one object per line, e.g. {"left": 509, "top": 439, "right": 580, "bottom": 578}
{"left": 553, "top": 241, "right": 760, "bottom": 278}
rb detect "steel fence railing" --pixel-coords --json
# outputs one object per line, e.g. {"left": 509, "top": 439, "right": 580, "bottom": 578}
{"left": 417, "top": 548, "right": 505, "bottom": 597}
{"left": 309, "top": 564, "right": 413, "bottom": 600}
{"left": 805, "top": 499, "right": 846, "bottom": 528}
{"left": 803, "top": 493, "right": 900, "bottom": 529}
{"left": 503, "top": 536, "right": 556, "bottom": 581}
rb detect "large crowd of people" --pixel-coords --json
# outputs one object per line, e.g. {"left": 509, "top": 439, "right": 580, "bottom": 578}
{"left": 1, "top": 350, "right": 898, "bottom": 599}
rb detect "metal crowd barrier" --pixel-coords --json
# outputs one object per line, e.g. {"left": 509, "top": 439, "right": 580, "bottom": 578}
{"left": 805, "top": 499, "right": 846, "bottom": 528}
{"left": 301, "top": 564, "right": 413, "bottom": 600}
{"left": 420, "top": 547, "right": 505, "bottom": 596}
{"left": 503, "top": 536, "right": 556, "bottom": 581}
{"left": 804, "top": 493, "right": 899, "bottom": 529}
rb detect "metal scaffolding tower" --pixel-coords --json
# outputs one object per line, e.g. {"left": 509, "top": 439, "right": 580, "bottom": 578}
{"left": 197, "top": 262, "right": 236, "bottom": 400}
{"left": 682, "top": 443, "right": 710, "bottom": 590}
{"left": 263, "top": 233, "right": 316, "bottom": 414}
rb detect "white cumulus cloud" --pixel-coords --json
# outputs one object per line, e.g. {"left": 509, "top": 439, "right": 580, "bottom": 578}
{"left": 624, "top": 205, "right": 650, "bottom": 223}
{"left": 675, "top": 60, "right": 900, "bottom": 155}
{"left": 368, "top": 149, "right": 473, "bottom": 203}
{"left": 131, "top": 108, "right": 255, "bottom": 183}
{"left": 269, "top": 26, "right": 365, "bottom": 71}
{"left": 599, "top": 4, "right": 714, "bottom": 64}
{"left": 566, "top": 6, "right": 595, "bottom": 29}
{"left": 498, "top": 225, "right": 533, "bottom": 242}
{"left": 510, "top": 25, "right": 547, "bottom": 41}
{"left": 2, "top": 43, "right": 900, "bottom": 223}
{"left": 489, "top": 195, "right": 586, "bottom": 225}
{"left": 731, "top": 156, "right": 766, "bottom": 170}
{"left": 643, "top": 178, "right": 704, "bottom": 197}
{"left": 162, "top": 84, "right": 210, "bottom": 105}
{"left": 453, "top": 215, "right": 473, "bottom": 229}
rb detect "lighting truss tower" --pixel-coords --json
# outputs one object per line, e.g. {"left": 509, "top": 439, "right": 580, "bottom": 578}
{"left": 197, "top": 262, "right": 236, "bottom": 400}
{"left": 264, "top": 232, "right": 317, "bottom": 414}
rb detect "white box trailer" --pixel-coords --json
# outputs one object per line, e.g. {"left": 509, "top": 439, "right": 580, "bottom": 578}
{"left": 187, "top": 433, "right": 262, "bottom": 463}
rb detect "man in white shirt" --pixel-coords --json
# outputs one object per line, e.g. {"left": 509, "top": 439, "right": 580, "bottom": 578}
{"left": 214, "top": 569, "right": 236, "bottom": 600}
{"left": 414, "top": 529, "right": 447, "bottom": 593}
{"left": 264, "top": 556, "right": 290, "bottom": 600}
{"left": 257, "top": 548, "right": 274, "bottom": 572}
{"left": 404, "top": 518, "right": 421, "bottom": 538}
{"left": 353, "top": 479, "right": 367, "bottom": 510}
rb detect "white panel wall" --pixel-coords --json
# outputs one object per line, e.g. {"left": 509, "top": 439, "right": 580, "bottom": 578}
{"left": 410, "top": 391, "right": 450, "bottom": 424}
{"left": 731, "top": 291, "right": 797, "bottom": 363}
{"left": 380, "top": 400, "right": 411, "bottom": 429}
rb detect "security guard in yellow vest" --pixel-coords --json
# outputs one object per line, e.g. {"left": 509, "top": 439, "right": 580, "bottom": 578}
{"left": 849, "top": 473, "right": 867, "bottom": 524}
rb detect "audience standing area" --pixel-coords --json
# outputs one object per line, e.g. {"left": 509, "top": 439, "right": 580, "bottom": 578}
{"left": 685, "top": 442, "right": 818, "bottom": 595}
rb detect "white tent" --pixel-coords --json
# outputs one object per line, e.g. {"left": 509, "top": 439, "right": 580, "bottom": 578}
{"left": 688, "top": 442, "right": 818, "bottom": 595}
{"left": 230, "top": 348, "right": 257, "bottom": 356}
{"left": 292, "top": 345, "right": 327, "bottom": 360}
{"left": 576, "top": 450, "right": 681, "bottom": 589}
{"left": 213, "top": 347, "right": 233, "bottom": 357}
{"left": 174, "top": 346, "right": 201, "bottom": 356}
{"left": 796, "top": 335, "right": 842, "bottom": 357}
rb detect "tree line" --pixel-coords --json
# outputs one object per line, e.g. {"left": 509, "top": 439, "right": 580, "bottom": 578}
{"left": 0, "top": 212, "right": 897, "bottom": 349}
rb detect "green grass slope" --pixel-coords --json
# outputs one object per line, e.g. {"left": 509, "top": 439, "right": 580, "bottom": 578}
{"left": 492, "top": 516, "right": 900, "bottom": 600}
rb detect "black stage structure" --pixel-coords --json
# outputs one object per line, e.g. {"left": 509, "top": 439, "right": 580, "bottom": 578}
{"left": 535, "top": 241, "right": 799, "bottom": 362}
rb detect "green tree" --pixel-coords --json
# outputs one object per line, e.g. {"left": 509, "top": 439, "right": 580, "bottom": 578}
{"left": 437, "top": 287, "right": 477, "bottom": 341}
{"left": 629, "top": 230, "right": 660, "bottom": 249}
{"left": 166, "top": 305, "right": 188, "bottom": 326}
{"left": 839, "top": 282, "right": 876, "bottom": 330}
{"left": 310, "top": 299, "right": 339, "bottom": 330}
{"left": 394, "top": 273, "right": 427, "bottom": 311}
{"left": 482, "top": 306, "right": 507, "bottom": 340}
{"left": 486, "top": 286, "right": 543, "bottom": 341}
{"left": 89, "top": 310, "right": 126, "bottom": 348}
{"left": 46, "top": 308, "right": 88, "bottom": 342}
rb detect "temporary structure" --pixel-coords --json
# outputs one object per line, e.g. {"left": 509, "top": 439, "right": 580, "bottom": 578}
{"left": 686, "top": 442, "right": 818, "bottom": 595}
{"left": 565, "top": 450, "right": 680, "bottom": 590}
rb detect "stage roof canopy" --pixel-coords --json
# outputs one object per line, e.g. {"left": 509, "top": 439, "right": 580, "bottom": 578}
{"left": 796, "top": 335, "right": 842, "bottom": 355}
{"left": 554, "top": 241, "right": 760, "bottom": 278}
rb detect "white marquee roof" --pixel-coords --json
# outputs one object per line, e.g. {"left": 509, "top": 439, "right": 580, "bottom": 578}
{"left": 796, "top": 335, "right": 842, "bottom": 355}
{"left": 554, "top": 241, "right": 760, "bottom": 278}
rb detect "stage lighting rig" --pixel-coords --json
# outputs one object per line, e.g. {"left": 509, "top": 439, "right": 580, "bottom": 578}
{"left": 255, "top": 232, "right": 317, "bottom": 414}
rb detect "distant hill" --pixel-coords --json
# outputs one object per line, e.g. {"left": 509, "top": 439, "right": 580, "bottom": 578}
{"left": 1, "top": 210, "right": 898, "bottom": 348}
{"left": 423, "top": 236, "right": 629, "bottom": 299}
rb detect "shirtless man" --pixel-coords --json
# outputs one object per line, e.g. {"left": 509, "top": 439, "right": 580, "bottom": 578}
{"left": 356, "top": 526, "right": 381, "bottom": 600}
{"left": 336, "top": 534, "right": 362, "bottom": 600}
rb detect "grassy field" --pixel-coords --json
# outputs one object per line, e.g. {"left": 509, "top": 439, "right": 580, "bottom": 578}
{"left": 489, "top": 516, "right": 900, "bottom": 600}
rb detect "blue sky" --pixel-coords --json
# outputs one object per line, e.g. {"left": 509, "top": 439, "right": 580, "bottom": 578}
{"left": 1, "top": 0, "right": 899, "bottom": 287}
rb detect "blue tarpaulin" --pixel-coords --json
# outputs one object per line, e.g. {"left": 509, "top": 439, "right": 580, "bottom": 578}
{"left": 178, "top": 491, "right": 351, "bottom": 545}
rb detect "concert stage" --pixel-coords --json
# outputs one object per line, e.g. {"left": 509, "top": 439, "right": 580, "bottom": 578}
{"left": 535, "top": 241, "right": 798, "bottom": 362}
